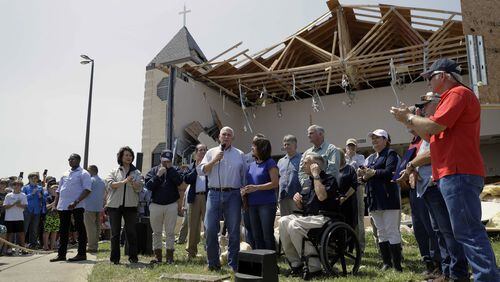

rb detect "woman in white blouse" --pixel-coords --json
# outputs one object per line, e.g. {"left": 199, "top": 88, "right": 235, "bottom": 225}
{"left": 105, "top": 146, "right": 143, "bottom": 264}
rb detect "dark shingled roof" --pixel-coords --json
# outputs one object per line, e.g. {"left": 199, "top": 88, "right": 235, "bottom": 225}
{"left": 148, "top": 26, "right": 207, "bottom": 67}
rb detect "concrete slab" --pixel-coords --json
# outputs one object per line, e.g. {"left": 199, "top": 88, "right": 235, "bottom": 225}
{"left": 0, "top": 249, "right": 96, "bottom": 282}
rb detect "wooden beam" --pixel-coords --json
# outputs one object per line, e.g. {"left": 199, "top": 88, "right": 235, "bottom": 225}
{"left": 392, "top": 9, "right": 425, "bottom": 44}
{"left": 342, "top": 4, "right": 461, "bottom": 16}
{"left": 295, "top": 36, "right": 334, "bottom": 61}
{"left": 204, "top": 77, "right": 238, "bottom": 98}
{"left": 336, "top": 6, "right": 353, "bottom": 59}
{"left": 194, "top": 41, "right": 242, "bottom": 69}
{"left": 428, "top": 15, "right": 455, "bottom": 42}
{"left": 326, "top": 30, "right": 338, "bottom": 93}
{"left": 203, "top": 48, "right": 249, "bottom": 75}
{"left": 270, "top": 37, "right": 296, "bottom": 71}
{"left": 346, "top": 8, "right": 394, "bottom": 59}
{"left": 243, "top": 53, "right": 269, "bottom": 72}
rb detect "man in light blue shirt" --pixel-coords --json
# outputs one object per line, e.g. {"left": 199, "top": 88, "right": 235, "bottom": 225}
{"left": 22, "top": 172, "right": 45, "bottom": 248}
{"left": 299, "top": 125, "right": 341, "bottom": 188}
{"left": 84, "top": 165, "right": 106, "bottom": 253}
{"left": 277, "top": 134, "right": 302, "bottom": 216}
{"left": 197, "top": 126, "right": 246, "bottom": 271}
{"left": 50, "top": 153, "right": 92, "bottom": 262}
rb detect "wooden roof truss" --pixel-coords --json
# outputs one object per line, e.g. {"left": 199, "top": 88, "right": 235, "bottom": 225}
{"left": 181, "top": 1, "right": 466, "bottom": 104}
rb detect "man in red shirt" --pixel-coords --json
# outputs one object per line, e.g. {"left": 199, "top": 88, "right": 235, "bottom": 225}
{"left": 390, "top": 58, "right": 498, "bottom": 282}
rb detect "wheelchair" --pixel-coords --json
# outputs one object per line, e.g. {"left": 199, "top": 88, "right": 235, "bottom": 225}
{"left": 296, "top": 210, "right": 362, "bottom": 278}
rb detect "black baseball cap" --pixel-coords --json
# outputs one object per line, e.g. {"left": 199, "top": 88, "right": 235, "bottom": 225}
{"left": 421, "top": 58, "right": 461, "bottom": 79}
{"left": 160, "top": 150, "right": 173, "bottom": 161}
{"left": 415, "top": 92, "right": 441, "bottom": 108}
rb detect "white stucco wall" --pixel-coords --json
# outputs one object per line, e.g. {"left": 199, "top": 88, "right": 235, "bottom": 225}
{"left": 142, "top": 71, "right": 500, "bottom": 176}
{"left": 172, "top": 76, "right": 249, "bottom": 152}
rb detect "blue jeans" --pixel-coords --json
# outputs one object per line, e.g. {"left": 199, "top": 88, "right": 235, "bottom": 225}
{"left": 242, "top": 209, "right": 255, "bottom": 249}
{"left": 23, "top": 211, "right": 40, "bottom": 246}
{"left": 409, "top": 188, "right": 440, "bottom": 263}
{"left": 205, "top": 189, "right": 241, "bottom": 270}
{"left": 439, "top": 174, "right": 499, "bottom": 282}
{"left": 248, "top": 203, "right": 277, "bottom": 251}
{"left": 423, "top": 186, "right": 468, "bottom": 279}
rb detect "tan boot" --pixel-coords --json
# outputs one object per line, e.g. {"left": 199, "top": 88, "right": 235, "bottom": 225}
{"left": 150, "top": 249, "right": 162, "bottom": 264}
{"left": 166, "top": 249, "right": 174, "bottom": 264}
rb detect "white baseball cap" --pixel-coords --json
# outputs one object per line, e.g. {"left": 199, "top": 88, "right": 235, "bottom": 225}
{"left": 368, "top": 129, "right": 388, "bottom": 139}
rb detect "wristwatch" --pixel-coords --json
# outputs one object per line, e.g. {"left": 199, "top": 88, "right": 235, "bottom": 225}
{"left": 406, "top": 162, "right": 415, "bottom": 170}
{"left": 312, "top": 175, "right": 321, "bottom": 180}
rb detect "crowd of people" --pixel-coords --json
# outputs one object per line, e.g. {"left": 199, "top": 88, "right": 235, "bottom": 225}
{"left": 0, "top": 58, "right": 498, "bottom": 281}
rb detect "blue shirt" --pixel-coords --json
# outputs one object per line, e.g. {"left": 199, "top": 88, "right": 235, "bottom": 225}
{"left": 57, "top": 167, "right": 92, "bottom": 211}
{"left": 416, "top": 141, "right": 433, "bottom": 198}
{"left": 246, "top": 158, "right": 278, "bottom": 206}
{"left": 277, "top": 153, "right": 302, "bottom": 200}
{"left": 84, "top": 175, "right": 106, "bottom": 212}
{"left": 22, "top": 184, "right": 45, "bottom": 214}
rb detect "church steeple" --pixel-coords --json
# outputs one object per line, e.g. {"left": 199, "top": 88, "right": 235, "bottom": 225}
{"left": 147, "top": 26, "right": 207, "bottom": 69}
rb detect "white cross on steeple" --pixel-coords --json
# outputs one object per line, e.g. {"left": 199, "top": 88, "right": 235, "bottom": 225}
{"left": 179, "top": 4, "right": 191, "bottom": 27}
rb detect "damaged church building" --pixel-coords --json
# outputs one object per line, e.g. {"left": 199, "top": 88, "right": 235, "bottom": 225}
{"left": 140, "top": 0, "right": 500, "bottom": 183}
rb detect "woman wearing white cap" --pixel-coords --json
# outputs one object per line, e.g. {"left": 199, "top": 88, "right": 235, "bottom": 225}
{"left": 358, "top": 129, "right": 402, "bottom": 271}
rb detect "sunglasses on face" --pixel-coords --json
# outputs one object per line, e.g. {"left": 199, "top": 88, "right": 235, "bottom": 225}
{"left": 429, "top": 71, "right": 446, "bottom": 80}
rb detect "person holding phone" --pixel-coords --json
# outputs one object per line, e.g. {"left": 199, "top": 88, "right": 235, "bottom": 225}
{"left": 105, "top": 146, "right": 144, "bottom": 265}
{"left": 145, "top": 149, "right": 183, "bottom": 264}
{"left": 22, "top": 172, "right": 45, "bottom": 248}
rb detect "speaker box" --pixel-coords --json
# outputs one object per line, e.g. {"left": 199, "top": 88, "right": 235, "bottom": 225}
{"left": 235, "top": 249, "right": 278, "bottom": 282}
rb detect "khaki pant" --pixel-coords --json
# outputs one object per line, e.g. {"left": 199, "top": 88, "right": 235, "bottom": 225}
{"left": 279, "top": 214, "right": 328, "bottom": 272}
{"left": 356, "top": 184, "right": 365, "bottom": 252}
{"left": 150, "top": 202, "right": 178, "bottom": 250}
{"left": 370, "top": 210, "right": 401, "bottom": 244}
{"left": 84, "top": 211, "right": 101, "bottom": 251}
{"left": 279, "top": 198, "right": 297, "bottom": 217}
{"left": 186, "top": 194, "right": 206, "bottom": 256}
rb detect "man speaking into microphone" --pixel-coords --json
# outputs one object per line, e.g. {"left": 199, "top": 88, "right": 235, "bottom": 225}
{"left": 197, "top": 126, "right": 246, "bottom": 272}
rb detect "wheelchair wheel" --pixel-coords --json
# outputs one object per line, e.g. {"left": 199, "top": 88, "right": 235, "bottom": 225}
{"left": 319, "top": 221, "right": 361, "bottom": 276}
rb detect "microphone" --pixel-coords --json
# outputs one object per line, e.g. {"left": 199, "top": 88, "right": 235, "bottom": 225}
{"left": 220, "top": 143, "right": 227, "bottom": 151}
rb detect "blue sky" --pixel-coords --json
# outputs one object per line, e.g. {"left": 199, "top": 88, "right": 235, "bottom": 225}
{"left": 0, "top": 0, "right": 461, "bottom": 178}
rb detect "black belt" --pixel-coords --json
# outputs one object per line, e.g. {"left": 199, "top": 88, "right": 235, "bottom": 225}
{"left": 209, "top": 187, "right": 238, "bottom": 192}
{"left": 195, "top": 191, "right": 206, "bottom": 195}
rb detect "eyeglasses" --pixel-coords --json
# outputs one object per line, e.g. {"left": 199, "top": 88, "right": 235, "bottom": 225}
{"left": 429, "top": 71, "right": 446, "bottom": 80}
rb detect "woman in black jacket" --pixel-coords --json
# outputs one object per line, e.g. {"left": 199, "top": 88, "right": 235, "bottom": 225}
{"left": 358, "top": 129, "right": 402, "bottom": 272}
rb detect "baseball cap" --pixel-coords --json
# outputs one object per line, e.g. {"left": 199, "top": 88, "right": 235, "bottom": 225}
{"left": 420, "top": 58, "right": 461, "bottom": 79}
{"left": 368, "top": 129, "right": 389, "bottom": 139}
{"left": 346, "top": 138, "right": 358, "bottom": 146}
{"left": 415, "top": 92, "right": 441, "bottom": 108}
{"left": 160, "top": 150, "right": 173, "bottom": 162}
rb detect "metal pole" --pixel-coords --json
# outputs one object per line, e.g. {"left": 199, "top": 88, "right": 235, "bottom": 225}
{"left": 83, "top": 60, "right": 94, "bottom": 169}
{"left": 166, "top": 66, "right": 175, "bottom": 150}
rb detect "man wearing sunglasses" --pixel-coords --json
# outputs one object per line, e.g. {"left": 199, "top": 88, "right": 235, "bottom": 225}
{"left": 390, "top": 58, "right": 498, "bottom": 281}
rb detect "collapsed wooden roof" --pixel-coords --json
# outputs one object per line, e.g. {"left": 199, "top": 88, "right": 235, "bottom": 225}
{"left": 181, "top": 1, "right": 466, "bottom": 104}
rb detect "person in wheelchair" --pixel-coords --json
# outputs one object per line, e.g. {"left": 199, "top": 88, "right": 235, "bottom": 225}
{"left": 279, "top": 152, "right": 344, "bottom": 279}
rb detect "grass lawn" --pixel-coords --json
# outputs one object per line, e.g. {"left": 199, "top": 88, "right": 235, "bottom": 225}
{"left": 89, "top": 232, "right": 500, "bottom": 281}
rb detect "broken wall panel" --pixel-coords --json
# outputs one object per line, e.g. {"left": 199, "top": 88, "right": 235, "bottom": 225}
{"left": 461, "top": 0, "right": 500, "bottom": 104}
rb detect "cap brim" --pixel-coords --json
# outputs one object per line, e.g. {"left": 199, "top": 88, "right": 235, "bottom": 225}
{"left": 420, "top": 69, "right": 433, "bottom": 79}
{"left": 160, "top": 157, "right": 172, "bottom": 162}
{"left": 415, "top": 101, "right": 430, "bottom": 108}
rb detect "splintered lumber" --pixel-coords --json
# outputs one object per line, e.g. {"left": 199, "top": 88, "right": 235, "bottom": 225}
{"left": 182, "top": 2, "right": 466, "bottom": 102}
{"left": 184, "top": 121, "right": 205, "bottom": 140}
